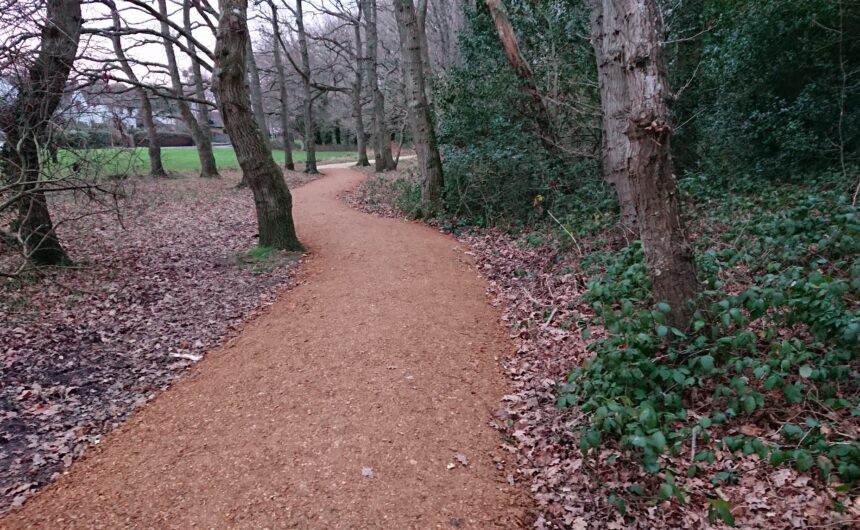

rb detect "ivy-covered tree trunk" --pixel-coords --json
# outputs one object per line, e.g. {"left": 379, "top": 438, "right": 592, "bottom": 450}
{"left": 589, "top": 0, "right": 637, "bottom": 235}
{"left": 394, "top": 0, "right": 444, "bottom": 208}
{"left": 1, "top": 0, "right": 82, "bottom": 265}
{"left": 269, "top": 1, "right": 295, "bottom": 170}
{"left": 110, "top": 4, "right": 165, "bottom": 178}
{"left": 618, "top": 0, "right": 698, "bottom": 327}
{"left": 158, "top": 0, "right": 219, "bottom": 179}
{"left": 214, "top": 0, "right": 302, "bottom": 251}
{"left": 352, "top": 14, "right": 370, "bottom": 166}
{"left": 295, "top": 0, "right": 318, "bottom": 174}
{"left": 362, "top": 0, "right": 396, "bottom": 171}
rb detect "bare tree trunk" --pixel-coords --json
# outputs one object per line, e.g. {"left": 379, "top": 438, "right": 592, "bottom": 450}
{"left": 352, "top": 14, "right": 370, "bottom": 166}
{"left": 110, "top": 4, "right": 165, "bottom": 177}
{"left": 214, "top": 0, "right": 302, "bottom": 251}
{"left": 0, "top": 0, "right": 81, "bottom": 265}
{"left": 362, "top": 0, "right": 396, "bottom": 171}
{"left": 157, "top": 0, "right": 219, "bottom": 179}
{"left": 246, "top": 39, "right": 270, "bottom": 149}
{"left": 270, "top": 2, "right": 295, "bottom": 170}
{"left": 183, "top": 0, "right": 215, "bottom": 153}
{"left": 617, "top": 0, "right": 698, "bottom": 327}
{"left": 394, "top": 0, "right": 443, "bottom": 208}
{"left": 589, "top": 0, "right": 637, "bottom": 235}
{"left": 295, "top": 0, "right": 318, "bottom": 174}
{"left": 485, "top": 0, "right": 559, "bottom": 157}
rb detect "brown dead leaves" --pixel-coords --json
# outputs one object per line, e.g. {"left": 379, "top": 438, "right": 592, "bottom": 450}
{"left": 0, "top": 171, "right": 310, "bottom": 513}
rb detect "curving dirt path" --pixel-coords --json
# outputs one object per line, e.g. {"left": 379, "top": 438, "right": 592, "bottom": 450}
{"left": 1, "top": 167, "right": 527, "bottom": 529}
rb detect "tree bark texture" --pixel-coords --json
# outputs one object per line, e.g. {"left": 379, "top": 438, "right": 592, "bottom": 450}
{"left": 485, "top": 0, "right": 559, "bottom": 157}
{"left": 590, "top": 0, "right": 637, "bottom": 235}
{"left": 110, "top": 4, "right": 165, "bottom": 177}
{"left": 0, "top": 0, "right": 82, "bottom": 265}
{"left": 362, "top": 0, "right": 396, "bottom": 171}
{"left": 158, "top": 0, "right": 219, "bottom": 178}
{"left": 270, "top": 2, "right": 295, "bottom": 170}
{"left": 618, "top": 0, "right": 698, "bottom": 327}
{"left": 295, "top": 0, "right": 318, "bottom": 174}
{"left": 394, "top": 0, "right": 444, "bottom": 207}
{"left": 214, "top": 0, "right": 302, "bottom": 251}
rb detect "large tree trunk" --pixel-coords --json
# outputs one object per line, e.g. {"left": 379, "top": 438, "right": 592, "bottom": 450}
{"left": 485, "top": 0, "right": 559, "bottom": 157}
{"left": 295, "top": 0, "right": 318, "bottom": 174}
{"left": 617, "top": 0, "right": 698, "bottom": 327}
{"left": 1, "top": 0, "right": 82, "bottom": 265}
{"left": 352, "top": 14, "right": 370, "bottom": 166}
{"left": 110, "top": 4, "right": 165, "bottom": 177}
{"left": 158, "top": 0, "right": 219, "bottom": 179}
{"left": 394, "top": 0, "right": 444, "bottom": 208}
{"left": 270, "top": 2, "right": 295, "bottom": 170}
{"left": 590, "top": 0, "right": 637, "bottom": 235}
{"left": 214, "top": 0, "right": 302, "bottom": 251}
{"left": 362, "top": 0, "right": 395, "bottom": 171}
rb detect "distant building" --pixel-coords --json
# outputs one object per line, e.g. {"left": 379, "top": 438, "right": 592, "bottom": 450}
{"left": 62, "top": 81, "right": 181, "bottom": 146}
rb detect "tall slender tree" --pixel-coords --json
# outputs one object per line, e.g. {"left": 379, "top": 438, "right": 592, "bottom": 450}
{"left": 109, "top": 2, "right": 166, "bottom": 177}
{"left": 269, "top": 0, "right": 295, "bottom": 170}
{"left": 295, "top": 0, "right": 318, "bottom": 174}
{"left": 362, "top": 0, "right": 395, "bottom": 171}
{"left": 157, "top": 0, "right": 219, "bottom": 179}
{"left": 246, "top": 38, "right": 270, "bottom": 149}
{"left": 351, "top": 5, "right": 370, "bottom": 166}
{"left": 415, "top": 0, "right": 433, "bottom": 107}
{"left": 0, "top": 0, "right": 82, "bottom": 265}
{"left": 183, "top": 0, "right": 216, "bottom": 159}
{"left": 213, "top": 0, "right": 302, "bottom": 251}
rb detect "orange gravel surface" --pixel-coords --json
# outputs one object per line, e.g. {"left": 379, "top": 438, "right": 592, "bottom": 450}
{"left": 2, "top": 167, "right": 528, "bottom": 529}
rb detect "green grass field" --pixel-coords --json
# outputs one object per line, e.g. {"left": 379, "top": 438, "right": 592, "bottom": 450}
{"left": 65, "top": 147, "right": 356, "bottom": 177}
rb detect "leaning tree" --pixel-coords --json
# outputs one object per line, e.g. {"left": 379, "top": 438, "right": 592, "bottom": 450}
{"left": 213, "top": 0, "right": 303, "bottom": 250}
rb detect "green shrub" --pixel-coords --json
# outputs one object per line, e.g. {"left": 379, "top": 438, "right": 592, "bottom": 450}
{"left": 559, "top": 174, "right": 860, "bottom": 485}
{"left": 437, "top": 1, "right": 601, "bottom": 226}
{"left": 669, "top": 0, "right": 860, "bottom": 179}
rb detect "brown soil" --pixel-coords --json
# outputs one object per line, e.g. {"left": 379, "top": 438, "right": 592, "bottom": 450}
{"left": 1, "top": 167, "right": 528, "bottom": 529}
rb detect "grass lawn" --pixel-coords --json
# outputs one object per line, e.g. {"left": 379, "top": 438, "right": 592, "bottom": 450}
{"left": 64, "top": 147, "right": 356, "bottom": 177}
